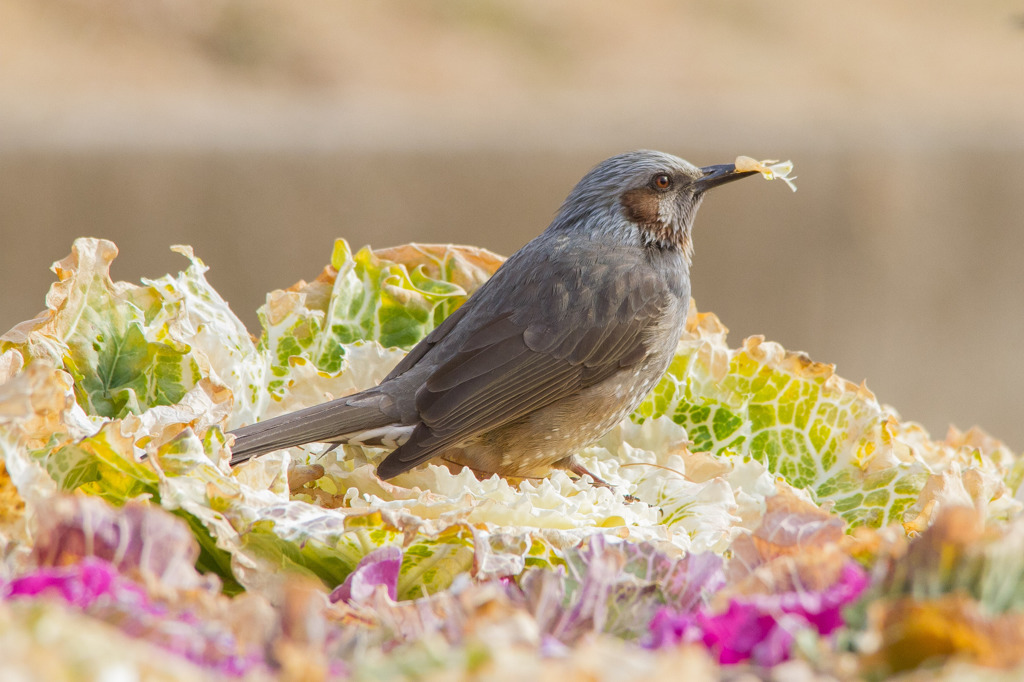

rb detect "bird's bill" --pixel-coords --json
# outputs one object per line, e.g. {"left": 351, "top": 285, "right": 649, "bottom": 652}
{"left": 694, "top": 164, "right": 758, "bottom": 193}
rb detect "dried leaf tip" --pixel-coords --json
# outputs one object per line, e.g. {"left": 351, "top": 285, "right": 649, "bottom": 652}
{"left": 735, "top": 156, "right": 798, "bottom": 192}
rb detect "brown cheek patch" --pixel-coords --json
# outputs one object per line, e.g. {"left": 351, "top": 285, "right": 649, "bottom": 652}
{"left": 620, "top": 188, "right": 661, "bottom": 227}
{"left": 620, "top": 188, "right": 687, "bottom": 253}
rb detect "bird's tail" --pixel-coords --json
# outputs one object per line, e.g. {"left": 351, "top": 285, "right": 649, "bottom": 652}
{"left": 228, "top": 393, "right": 394, "bottom": 466}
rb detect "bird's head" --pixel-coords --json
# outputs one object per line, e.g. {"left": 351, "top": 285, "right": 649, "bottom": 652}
{"left": 554, "top": 150, "right": 757, "bottom": 261}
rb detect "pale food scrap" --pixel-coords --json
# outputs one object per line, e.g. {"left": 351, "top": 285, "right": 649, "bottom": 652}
{"left": 735, "top": 156, "right": 798, "bottom": 192}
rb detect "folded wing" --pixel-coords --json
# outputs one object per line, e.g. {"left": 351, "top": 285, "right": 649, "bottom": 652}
{"left": 375, "top": 262, "right": 669, "bottom": 478}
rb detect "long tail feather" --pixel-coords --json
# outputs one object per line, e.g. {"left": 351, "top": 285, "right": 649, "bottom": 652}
{"left": 228, "top": 394, "right": 393, "bottom": 466}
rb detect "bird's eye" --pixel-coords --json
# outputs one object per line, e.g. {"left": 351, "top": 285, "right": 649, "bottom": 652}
{"left": 652, "top": 173, "right": 672, "bottom": 190}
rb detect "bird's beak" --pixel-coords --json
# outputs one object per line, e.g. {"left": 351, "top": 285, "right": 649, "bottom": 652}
{"left": 693, "top": 164, "right": 758, "bottom": 193}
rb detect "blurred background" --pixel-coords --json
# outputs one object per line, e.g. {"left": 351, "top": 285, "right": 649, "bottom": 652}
{"left": 1, "top": 1, "right": 1022, "bottom": 447}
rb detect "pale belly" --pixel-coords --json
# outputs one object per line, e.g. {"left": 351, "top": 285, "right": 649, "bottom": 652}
{"left": 438, "top": 340, "right": 677, "bottom": 478}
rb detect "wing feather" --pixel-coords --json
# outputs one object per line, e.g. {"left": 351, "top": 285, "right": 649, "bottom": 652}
{"left": 425, "top": 334, "right": 529, "bottom": 392}
{"left": 376, "top": 256, "right": 674, "bottom": 478}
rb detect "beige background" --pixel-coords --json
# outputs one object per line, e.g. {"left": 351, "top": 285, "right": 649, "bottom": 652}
{"left": 1, "top": 1, "right": 1023, "bottom": 448}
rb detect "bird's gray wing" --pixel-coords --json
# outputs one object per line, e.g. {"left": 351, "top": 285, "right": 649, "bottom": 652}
{"left": 375, "top": 262, "right": 669, "bottom": 478}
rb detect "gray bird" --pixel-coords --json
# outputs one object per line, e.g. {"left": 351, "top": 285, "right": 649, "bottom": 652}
{"left": 228, "top": 151, "right": 758, "bottom": 481}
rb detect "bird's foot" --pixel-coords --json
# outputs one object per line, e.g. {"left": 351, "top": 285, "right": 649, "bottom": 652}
{"left": 554, "top": 455, "right": 641, "bottom": 503}
{"left": 560, "top": 457, "right": 612, "bottom": 488}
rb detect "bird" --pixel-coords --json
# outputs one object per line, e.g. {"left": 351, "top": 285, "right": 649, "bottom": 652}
{"left": 228, "top": 150, "right": 759, "bottom": 482}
